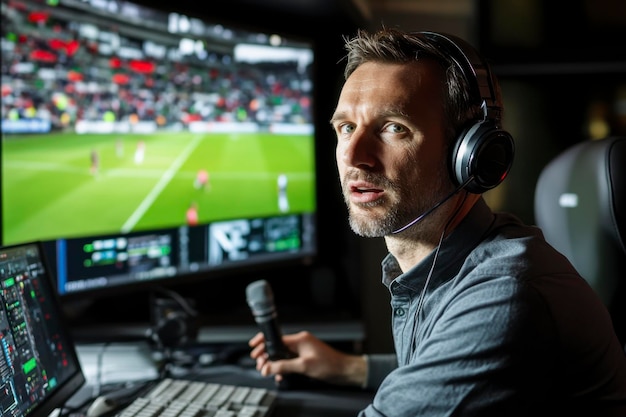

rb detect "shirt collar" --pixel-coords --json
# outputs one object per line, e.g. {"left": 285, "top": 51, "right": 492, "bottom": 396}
{"left": 381, "top": 197, "right": 496, "bottom": 293}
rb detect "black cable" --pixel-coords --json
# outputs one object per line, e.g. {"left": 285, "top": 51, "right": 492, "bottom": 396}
{"left": 94, "top": 342, "right": 111, "bottom": 398}
{"left": 150, "top": 286, "right": 198, "bottom": 318}
{"left": 406, "top": 190, "right": 470, "bottom": 363}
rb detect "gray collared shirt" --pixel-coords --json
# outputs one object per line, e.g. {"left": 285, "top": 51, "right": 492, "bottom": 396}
{"left": 359, "top": 198, "right": 626, "bottom": 417}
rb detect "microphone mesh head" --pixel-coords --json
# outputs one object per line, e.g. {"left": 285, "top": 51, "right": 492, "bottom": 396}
{"left": 246, "top": 279, "right": 274, "bottom": 316}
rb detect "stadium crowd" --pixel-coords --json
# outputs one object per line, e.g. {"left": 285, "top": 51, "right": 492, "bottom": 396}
{"left": 1, "top": 1, "right": 313, "bottom": 133}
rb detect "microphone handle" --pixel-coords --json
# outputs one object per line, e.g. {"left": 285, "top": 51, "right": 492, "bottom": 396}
{"left": 255, "top": 314, "right": 294, "bottom": 361}
{"left": 247, "top": 280, "right": 328, "bottom": 390}
{"left": 257, "top": 313, "right": 317, "bottom": 390}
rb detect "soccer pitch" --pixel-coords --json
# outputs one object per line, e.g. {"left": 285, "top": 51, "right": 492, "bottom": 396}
{"left": 2, "top": 131, "right": 316, "bottom": 245}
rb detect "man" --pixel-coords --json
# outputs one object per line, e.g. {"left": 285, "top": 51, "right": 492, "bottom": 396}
{"left": 194, "top": 169, "right": 210, "bottom": 191}
{"left": 90, "top": 148, "right": 99, "bottom": 176}
{"left": 249, "top": 28, "right": 626, "bottom": 416}
{"left": 186, "top": 201, "right": 199, "bottom": 226}
{"left": 277, "top": 173, "right": 289, "bottom": 213}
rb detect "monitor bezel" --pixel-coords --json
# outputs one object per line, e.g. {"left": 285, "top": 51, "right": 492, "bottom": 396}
{"left": 2, "top": 0, "right": 322, "bottom": 303}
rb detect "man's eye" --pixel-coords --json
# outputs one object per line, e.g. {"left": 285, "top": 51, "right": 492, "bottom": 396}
{"left": 341, "top": 124, "right": 355, "bottom": 134}
{"left": 386, "top": 123, "right": 406, "bottom": 133}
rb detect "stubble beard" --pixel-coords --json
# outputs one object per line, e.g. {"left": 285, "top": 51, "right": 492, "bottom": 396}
{"left": 347, "top": 200, "right": 398, "bottom": 237}
{"left": 343, "top": 168, "right": 452, "bottom": 238}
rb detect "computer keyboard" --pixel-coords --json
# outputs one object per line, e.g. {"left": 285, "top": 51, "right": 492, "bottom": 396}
{"left": 115, "top": 378, "right": 277, "bottom": 417}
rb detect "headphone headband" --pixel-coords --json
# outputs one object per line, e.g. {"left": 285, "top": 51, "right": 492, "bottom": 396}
{"left": 415, "top": 31, "right": 502, "bottom": 123}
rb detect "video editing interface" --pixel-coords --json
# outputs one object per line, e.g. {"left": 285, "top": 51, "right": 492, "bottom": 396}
{"left": 0, "top": 243, "right": 82, "bottom": 417}
{"left": 51, "top": 213, "right": 315, "bottom": 296}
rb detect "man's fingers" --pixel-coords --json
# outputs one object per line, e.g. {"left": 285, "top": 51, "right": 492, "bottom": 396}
{"left": 249, "top": 342, "right": 266, "bottom": 359}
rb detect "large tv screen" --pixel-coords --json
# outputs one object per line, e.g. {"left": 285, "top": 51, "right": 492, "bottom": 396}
{"left": 1, "top": 0, "right": 317, "bottom": 299}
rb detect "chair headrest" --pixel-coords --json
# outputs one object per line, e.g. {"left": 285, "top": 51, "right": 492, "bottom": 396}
{"left": 534, "top": 136, "right": 626, "bottom": 304}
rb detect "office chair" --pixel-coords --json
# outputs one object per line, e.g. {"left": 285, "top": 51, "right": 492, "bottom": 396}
{"left": 534, "top": 136, "right": 626, "bottom": 347}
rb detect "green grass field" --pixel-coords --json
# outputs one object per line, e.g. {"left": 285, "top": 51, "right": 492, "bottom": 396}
{"left": 2, "top": 131, "right": 316, "bottom": 245}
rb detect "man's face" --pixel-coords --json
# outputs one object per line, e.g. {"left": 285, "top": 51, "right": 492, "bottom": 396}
{"left": 330, "top": 60, "right": 453, "bottom": 237}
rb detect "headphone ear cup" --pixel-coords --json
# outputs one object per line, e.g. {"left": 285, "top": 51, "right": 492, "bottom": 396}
{"left": 451, "top": 120, "right": 515, "bottom": 194}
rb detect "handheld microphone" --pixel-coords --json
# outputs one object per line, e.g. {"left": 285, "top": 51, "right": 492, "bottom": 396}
{"left": 246, "top": 279, "right": 326, "bottom": 390}
{"left": 246, "top": 279, "right": 294, "bottom": 361}
{"left": 391, "top": 176, "right": 473, "bottom": 234}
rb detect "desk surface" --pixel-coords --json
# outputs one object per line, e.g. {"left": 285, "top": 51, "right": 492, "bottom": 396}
{"left": 71, "top": 342, "right": 373, "bottom": 417}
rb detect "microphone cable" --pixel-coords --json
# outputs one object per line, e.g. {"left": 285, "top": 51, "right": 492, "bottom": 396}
{"left": 392, "top": 176, "right": 474, "bottom": 234}
{"left": 405, "top": 190, "right": 469, "bottom": 364}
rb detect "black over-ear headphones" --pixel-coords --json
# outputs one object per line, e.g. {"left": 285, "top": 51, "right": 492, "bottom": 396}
{"left": 416, "top": 31, "right": 515, "bottom": 194}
